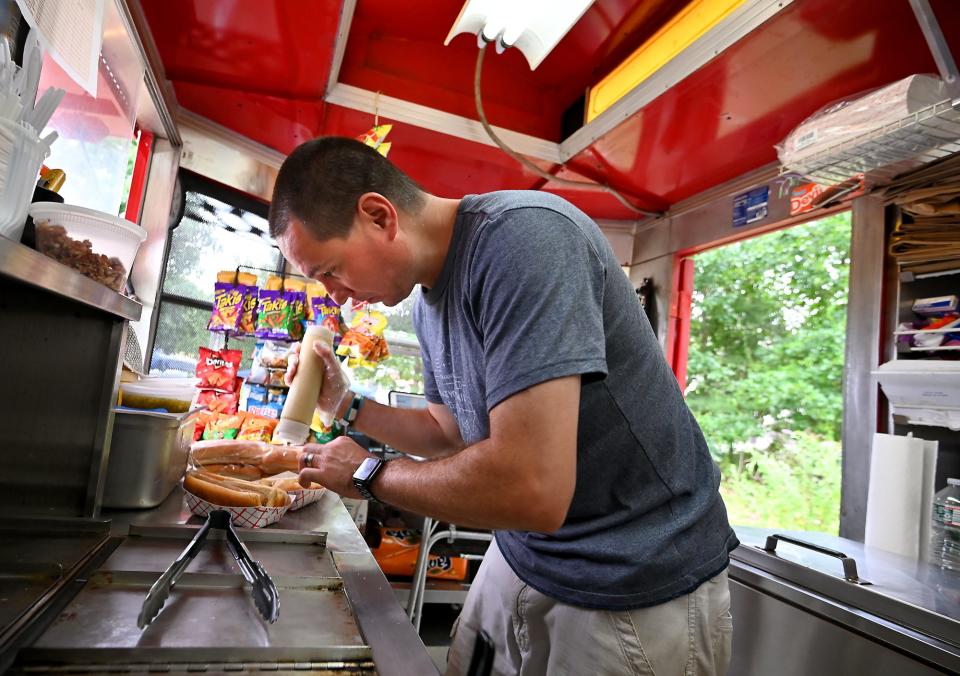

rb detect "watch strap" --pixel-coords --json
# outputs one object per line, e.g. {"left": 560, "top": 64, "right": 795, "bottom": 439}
{"left": 338, "top": 392, "right": 365, "bottom": 429}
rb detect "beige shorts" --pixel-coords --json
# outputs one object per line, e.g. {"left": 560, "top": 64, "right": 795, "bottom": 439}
{"left": 445, "top": 539, "right": 733, "bottom": 676}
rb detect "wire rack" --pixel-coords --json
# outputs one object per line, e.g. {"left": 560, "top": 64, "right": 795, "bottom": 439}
{"left": 780, "top": 98, "right": 960, "bottom": 187}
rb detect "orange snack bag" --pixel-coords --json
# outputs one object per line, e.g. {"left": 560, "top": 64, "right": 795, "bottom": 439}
{"left": 238, "top": 415, "right": 279, "bottom": 442}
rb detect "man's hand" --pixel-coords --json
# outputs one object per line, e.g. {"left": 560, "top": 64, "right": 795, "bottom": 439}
{"left": 286, "top": 341, "right": 352, "bottom": 423}
{"left": 298, "top": 438, "right": 376, "bottom": 498}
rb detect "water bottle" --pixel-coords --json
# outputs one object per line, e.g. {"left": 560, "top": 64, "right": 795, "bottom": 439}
{"left": 930, "top": 478, "right": 960, "bottom": 571}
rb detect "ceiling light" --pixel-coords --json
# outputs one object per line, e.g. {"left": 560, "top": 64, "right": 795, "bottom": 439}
{"left": 445, "top": 0, "right": 596, "bottom": 70}
{"left": 586, "top": 0, "right": 746, "bottom": 122}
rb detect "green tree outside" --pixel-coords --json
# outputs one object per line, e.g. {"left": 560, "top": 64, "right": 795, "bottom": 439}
{"left": 685, "top": 212, "right": 852, "bottom": 534}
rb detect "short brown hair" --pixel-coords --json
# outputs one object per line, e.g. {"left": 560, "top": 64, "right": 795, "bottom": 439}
{"left": 269, "top": 137, "right": 425, "bottom": 240}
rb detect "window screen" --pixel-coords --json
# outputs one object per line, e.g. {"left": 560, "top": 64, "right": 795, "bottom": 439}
{"left": 148, "top": 174, "right": 281, "bottom": 374}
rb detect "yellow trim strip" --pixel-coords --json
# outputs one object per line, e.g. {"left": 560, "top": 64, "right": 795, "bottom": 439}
{"left": 586, "top": 0, "right": 746, "bottom": 122}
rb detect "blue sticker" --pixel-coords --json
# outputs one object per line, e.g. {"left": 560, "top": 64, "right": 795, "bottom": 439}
{"left": 733, "top": 186, "right": 769, "bottom": 228}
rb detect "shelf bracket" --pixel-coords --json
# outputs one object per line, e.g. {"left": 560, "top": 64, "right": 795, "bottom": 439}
{"left": 908, "top": 0, "right": 960, "bottom": 103}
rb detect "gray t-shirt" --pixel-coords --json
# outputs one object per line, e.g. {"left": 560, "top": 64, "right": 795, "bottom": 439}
{"left": 413, "top": 191, "right": 738, "bottom": 609}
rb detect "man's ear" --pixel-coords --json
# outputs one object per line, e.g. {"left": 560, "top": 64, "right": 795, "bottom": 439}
{"left": 357, "top": 192, "right": 399, "bottom": 240}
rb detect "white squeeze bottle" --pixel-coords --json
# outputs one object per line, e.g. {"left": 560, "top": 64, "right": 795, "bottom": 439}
{"left": 273, "top": 325, "right": 335, "bottom": 445}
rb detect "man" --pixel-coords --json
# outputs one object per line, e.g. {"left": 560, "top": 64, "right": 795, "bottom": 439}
{"left": 270, "top": 136, "right": 738, "bottom": 675}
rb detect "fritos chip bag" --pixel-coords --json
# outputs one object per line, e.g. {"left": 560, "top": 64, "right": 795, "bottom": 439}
{"left": 196, "top": 347, "right": 242, "bottom": 392}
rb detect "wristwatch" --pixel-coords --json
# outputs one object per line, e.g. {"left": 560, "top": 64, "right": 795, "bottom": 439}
{"left": 352, "top": 456, "right": 385, "bottom": 502}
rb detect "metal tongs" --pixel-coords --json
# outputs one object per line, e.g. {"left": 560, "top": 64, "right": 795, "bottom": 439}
{"left": 137, "top": 510, "right": 280, "bottom": 628}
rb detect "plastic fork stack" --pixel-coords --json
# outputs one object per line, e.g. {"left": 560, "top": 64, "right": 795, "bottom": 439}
{"left": 0, "top": 31, "right": 65, "bottom": 241}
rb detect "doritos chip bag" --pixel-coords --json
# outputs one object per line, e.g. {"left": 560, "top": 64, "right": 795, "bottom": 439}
{"left": 196, "top": 347, "right": 242, "bottom": 392}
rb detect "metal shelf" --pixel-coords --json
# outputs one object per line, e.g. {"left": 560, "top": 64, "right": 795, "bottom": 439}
{"left": 780, "top": 98, "right": 960, "bottom": 187}
{"left": 0, "top": 236, "right": 141, "bottom": 321}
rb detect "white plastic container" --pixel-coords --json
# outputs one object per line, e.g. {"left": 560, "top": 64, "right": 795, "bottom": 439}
{"left": 29, "top": 202, "right": 146, "bottom": 291}
{"left": 120, "top": 377, "right": 198, "bottom": 414}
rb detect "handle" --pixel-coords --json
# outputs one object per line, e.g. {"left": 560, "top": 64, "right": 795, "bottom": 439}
{"left": 221, "top": 512, "right": 280, "bottom": 623}
{"left": 761, "top": 533, "right": 864, "bottom": 583}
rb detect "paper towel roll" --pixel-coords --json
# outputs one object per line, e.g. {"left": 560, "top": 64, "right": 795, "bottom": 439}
{"left": 865, "top": 433, "right": 939, "bottom": 559}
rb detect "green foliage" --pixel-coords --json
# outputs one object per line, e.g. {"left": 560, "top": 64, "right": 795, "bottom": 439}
{"left": 686, "top": 213, "right": 851, "bottom": 533}
{"left": 719, "top": 432, "right": 841, "bottom": 533}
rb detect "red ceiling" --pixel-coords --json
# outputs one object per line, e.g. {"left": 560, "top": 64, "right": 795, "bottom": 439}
{"left": 139, "top": 0, "right": 960, "bottom": 219}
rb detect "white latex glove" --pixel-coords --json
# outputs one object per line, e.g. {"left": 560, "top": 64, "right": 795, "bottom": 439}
{"left": 285, "top": 340, "right": 352, "bottom": 426}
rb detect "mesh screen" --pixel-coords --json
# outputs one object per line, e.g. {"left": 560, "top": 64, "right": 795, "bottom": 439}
{"left": 148, "top": 189, "right": 281, "bottom": 374}
{"left": 162, "top": 191, "right": 280, "bottom": 301}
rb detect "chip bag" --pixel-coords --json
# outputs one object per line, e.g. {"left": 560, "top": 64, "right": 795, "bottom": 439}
{"left": 208, "top": 281, "right": 244, "bottom": 333}
{"left": 196, "top": 347, "right": 242, "bottom": 392}
{"left": 255, "top": 290, "right": 290, "bottom": 340}
{"left": 235, "top": 272, "right": 260, "bottom": 336}
{"left": 238, "top": 415, "right": 279, "bottom": 442}
{"left": 357, "top": 124, "right": 392, "bottom": 158}
{"left": 337, "top": 310, "right": 390, "bottom": 368}
{"left": 202, "top": 411, "right": 247, "bottom": 440}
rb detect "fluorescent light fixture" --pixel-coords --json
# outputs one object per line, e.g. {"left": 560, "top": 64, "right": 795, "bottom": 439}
{"left": 445, "top": 0, "right": 596, "bottom": 70}
{"left": 586, "top": 0, "right": 746, "bottom": 121}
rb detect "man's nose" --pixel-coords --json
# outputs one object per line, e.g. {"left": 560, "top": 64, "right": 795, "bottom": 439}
{"left": 324, "top": 282, "right": 352, "bottom": 306}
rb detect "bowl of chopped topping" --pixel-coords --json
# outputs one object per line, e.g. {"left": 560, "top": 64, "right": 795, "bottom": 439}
{"left": 29, "top": 203, "right": 146, "bottom": 293}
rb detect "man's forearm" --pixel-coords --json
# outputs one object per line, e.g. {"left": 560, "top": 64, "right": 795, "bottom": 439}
{"left": 369, "top": 439, "right": 568, "bottom": 532}
{"left": 348, "top": 398, "right": 461, "bottom": 458}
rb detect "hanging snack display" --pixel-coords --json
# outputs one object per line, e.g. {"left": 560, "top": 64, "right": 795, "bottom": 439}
{"left": 337, "top": 309, "right": 390, "bottom": 368}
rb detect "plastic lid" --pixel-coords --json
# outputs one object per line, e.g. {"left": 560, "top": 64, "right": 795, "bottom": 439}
{"left": 949, "top": 478, "right": 960, "bottom": 486}
{"left": 29, "top": 202, "right": 147, "bottom": 242}
{"left": 274, "top": 418, "right": 311, "bottom": 445}
{"left": 120, "top": 379, "right": 195, "bottom": 400}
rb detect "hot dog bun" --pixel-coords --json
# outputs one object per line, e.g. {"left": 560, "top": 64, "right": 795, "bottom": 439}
{"left": 260, "top": 476, "right": 322, "bottom": 492}
{"left": 201, "top": 463, "right": 263, "bottom": 481}
{"left": 184, "top": 472, "right": 262, "bottom": 507}
{"left": 190, "top": 440, "right": 303, "bottom": 476}
{"left": 190, "top": 469, "right": 288, "bottom": 507}
{"left": 259, "top": 447, "right": 303, "bottom": 475}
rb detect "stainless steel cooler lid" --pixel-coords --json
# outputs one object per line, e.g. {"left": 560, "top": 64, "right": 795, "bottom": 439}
{"left": 731, "top": 526, "right": 960, "bottom": 648}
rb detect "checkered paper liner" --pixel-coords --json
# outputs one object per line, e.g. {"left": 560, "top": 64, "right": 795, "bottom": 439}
{"left": 288, "top": 485, "right": 325, "bottom": 511}
{"left": 184, "top": 489, "right": 291, "bottom": 528}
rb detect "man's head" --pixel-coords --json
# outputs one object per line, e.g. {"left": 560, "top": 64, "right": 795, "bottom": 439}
{"left": 269, "top": 137, "right": 427, "bottom": 306}
{"left": 269, "top": 136, "right": 425, "bottom": 241}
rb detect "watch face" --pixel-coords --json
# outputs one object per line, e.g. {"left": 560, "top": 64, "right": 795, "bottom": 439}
{"left": 354, "top": 457, "right": 382, "bottom": 482}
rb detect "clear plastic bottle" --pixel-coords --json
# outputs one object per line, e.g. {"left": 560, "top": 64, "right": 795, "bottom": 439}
{"left": 930, "top": 478, "right": 960, "bottom": 572}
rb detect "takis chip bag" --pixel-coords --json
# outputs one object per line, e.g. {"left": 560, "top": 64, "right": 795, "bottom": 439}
{"left": 235, "top": 272, "right": 259, "bottom": 336}
{"left": 255, "top": 289, "right": 290, "bottom": 340}
{"left": 208, "top": 281, "right": 244, "bottom": 333}
{"left": 196, "top": 347, "right": 243, "bottom": 392}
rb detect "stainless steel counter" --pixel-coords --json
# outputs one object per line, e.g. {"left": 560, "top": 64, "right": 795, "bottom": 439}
{"left": 6, "top": 489, "right": 438, "bottom": 676}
